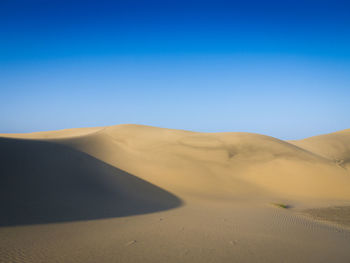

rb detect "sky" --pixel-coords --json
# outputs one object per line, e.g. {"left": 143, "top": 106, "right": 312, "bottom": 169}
{"left": 1, "top": 0, "right": 350, "bottom": 139}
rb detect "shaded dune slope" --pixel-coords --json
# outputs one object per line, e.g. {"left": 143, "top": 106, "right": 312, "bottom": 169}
{"left": 0, "top": 137, "right": 182, "bottom": 226}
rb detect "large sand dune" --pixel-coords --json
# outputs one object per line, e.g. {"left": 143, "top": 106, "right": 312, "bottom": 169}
{"left": 1, "top": 125, "right": 350, "bottom": 262}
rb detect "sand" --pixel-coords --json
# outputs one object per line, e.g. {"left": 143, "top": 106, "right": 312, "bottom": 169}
{"left": 1, "top": 124, "right": 350, "bottom": 262}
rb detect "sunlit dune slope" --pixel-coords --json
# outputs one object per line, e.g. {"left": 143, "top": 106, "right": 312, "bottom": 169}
{"left": 290, "top": 129, "right": 350, "bottom": 170}
{"left": 0, "top": 126, "right": 103, "bottom": 139}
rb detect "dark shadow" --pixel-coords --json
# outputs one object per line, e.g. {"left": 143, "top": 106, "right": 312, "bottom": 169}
{"left": 0, "top": 137, "right": 182, "bottom": 227}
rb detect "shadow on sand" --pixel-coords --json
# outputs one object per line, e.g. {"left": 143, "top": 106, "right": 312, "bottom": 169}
{"left": 0, "top": 137, "right": 182, "bottom": 227}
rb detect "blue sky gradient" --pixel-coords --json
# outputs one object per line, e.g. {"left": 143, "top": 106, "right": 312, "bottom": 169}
{"left": 1, "top": 0, "right": 350, "bottom": 139}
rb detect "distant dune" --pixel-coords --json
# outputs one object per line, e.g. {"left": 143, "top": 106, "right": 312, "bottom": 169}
{"left": 289, "top": 129, "right": 350, "bottom": 170}
{"left": 1, "top": 125, "right": 350, "bottom": 263}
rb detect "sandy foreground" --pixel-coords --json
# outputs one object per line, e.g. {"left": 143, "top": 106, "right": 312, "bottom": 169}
{"left": 1, "top": 124, "right": 350, "bottom": 263}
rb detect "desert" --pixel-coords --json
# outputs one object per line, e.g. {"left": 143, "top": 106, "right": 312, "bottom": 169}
{"left": 1, "top": 124, "right": 350, "bottom": 263}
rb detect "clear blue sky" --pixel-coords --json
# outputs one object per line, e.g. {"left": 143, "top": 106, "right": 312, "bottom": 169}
{"left": 1, "top": 0, "right": 350, "bottom": 139}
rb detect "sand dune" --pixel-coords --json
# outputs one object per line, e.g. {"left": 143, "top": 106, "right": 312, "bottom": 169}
{"left": 290, "top": 128, "right": 350, "bottom": 170}
{"left": 1, "top": 125, "right": 350, "bottom": 263}
{"left": 55, "top": 124, "right": 350, "bottom": 201}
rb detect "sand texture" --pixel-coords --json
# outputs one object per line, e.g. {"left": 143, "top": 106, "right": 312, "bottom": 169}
{"left": 1, "top": 124, "right": 350, "bottom": 262}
